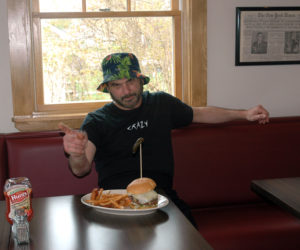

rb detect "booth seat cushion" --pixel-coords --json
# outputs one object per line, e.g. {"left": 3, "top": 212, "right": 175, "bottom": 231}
{"left": 172, "top": 117, "right": 300, "bottom": 208}
{"left": 6, "top": 131, "right": 97, "bottom": 198}
{"left": 0, "top": 134, "right": 7, "bottom": 200}
{"left": 193, "top": 202, "right": 300, "bottom": 250}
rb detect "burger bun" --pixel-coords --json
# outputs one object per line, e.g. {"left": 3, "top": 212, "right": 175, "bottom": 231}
{"left": 126, "top": 177, "right": 156, "bottom": 195}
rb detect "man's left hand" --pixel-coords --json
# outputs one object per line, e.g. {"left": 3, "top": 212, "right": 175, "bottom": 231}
{"left": 246, "top": 105, "right": 270, "bottom": 124}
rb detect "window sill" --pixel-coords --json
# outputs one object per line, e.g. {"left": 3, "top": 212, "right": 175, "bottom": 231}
{"left": 13, "top": 113, "right": 87, "bottom": 132}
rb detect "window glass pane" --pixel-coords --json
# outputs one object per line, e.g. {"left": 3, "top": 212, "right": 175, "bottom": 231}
{"left": 40, "top": 17, "right": 173, "bottom": 104}
{"left": 131, "top": 0, "right": 171, "bottom": 11}
{"left": 86, "top": 0, "right": 127, "bottom": 12}
{"left": 39, "top": 0, "right": 82, "bottom": 12}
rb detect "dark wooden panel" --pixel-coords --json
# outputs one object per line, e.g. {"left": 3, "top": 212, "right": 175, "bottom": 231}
{"left": 251, "top": 177, "right": 300, "bottom": 219}
{"left": 1, "top": 195, "right": 212, "bottom": 250}
{"left": 0, "top": 201, "right": 11, "bottom": 250}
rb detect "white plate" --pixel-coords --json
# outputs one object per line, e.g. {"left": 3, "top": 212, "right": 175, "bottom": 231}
{"left": 81, "top": 189, "right": 169, "bottom": 216}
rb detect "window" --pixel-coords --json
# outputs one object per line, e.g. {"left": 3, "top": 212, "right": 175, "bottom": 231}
{"left": 8, "top": 0, "right": 207, "bottom": 131}
{"left": 34, "top": 0, "right": 181, "bottom": 111}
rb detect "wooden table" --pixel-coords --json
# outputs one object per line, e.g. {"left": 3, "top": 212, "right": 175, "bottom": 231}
{"left": 0, "top": 194, "right": 212, "bottom": 250}
{"left": 251, "top": 177, "right": 300, "bottom": 219}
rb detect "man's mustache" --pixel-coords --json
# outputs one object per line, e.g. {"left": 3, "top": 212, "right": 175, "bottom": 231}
{"left": 122, "top": 94, "right": 137, "bottom": 101}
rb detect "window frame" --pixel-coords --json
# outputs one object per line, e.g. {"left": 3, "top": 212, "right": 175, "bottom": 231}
{"left": 7, "top": 0, "right": 207, "bottom": 131}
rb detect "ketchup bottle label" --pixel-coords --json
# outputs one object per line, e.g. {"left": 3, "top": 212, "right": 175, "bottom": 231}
{"left": 4, "top": 178, "right": 33, "bottom": 224}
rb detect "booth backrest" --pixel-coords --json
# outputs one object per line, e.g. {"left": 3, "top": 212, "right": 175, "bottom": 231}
{"left": 5, "top": 131, "right": 97, "bottom": 198}
{"left": 0, "top": 134, "right": 7, "bottom": 200}
{"left": 172, "top": 117, "right": 300, "bottom": 208}
{"left": 2, "top": 116, "right": 300, "bottom": 203}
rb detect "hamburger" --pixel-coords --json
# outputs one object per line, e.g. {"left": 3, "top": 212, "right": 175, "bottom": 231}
{"left": 126, "top": 177, "right": 158, "bottom": 209}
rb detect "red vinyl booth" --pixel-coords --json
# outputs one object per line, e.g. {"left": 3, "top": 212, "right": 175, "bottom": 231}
{"left": 172, "top": 117, "right": 300, "bottom": 250}
{"left": 5, "top": 131, "right": 97, "bottom": 198}
{"left": 1, "top": 117, "right": 300, "bottom": 249}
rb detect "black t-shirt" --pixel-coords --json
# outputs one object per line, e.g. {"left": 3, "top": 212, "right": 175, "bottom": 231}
{"left": 81, "top": 91, "right": 193, "bottom": 189}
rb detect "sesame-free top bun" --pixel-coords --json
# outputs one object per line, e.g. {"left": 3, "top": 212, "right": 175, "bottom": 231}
{"left": 127, "top": 177, "right": 157, "bottom": 195}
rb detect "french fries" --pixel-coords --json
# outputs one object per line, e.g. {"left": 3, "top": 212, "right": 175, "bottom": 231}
{"left": 85, "top": 188, "right": 132, "bottom": 209}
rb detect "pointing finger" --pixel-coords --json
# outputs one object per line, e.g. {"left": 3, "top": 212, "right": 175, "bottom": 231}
{"left": 58, "top": 122, "right": 73, "bottom": 134}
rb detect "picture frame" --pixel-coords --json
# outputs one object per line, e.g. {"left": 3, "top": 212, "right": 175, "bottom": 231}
{"left": 235, "top": 7, "right": 300, "bottom": 66}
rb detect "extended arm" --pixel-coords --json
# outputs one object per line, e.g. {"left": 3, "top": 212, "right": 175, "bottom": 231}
{"left": 59, "top": 123, "right": 96, "bottom": 177}
{"left": 192, "top": 105, "right": 269, "bottom": 124}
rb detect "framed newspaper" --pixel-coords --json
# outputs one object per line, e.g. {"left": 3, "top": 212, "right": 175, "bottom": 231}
{"left": 236, "top": 7, "right": 300, "bottom": 65}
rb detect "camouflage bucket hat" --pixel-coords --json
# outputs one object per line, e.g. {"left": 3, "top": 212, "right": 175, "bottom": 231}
{"left": 97, "top": 52, "right": 150, "bottom": 92}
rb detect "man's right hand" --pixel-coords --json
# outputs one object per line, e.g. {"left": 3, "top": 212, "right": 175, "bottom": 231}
{"left": 58, "top": 123, "right": 96, "bottom": 177}
{"left": 58, "top": 122, "right": 88, "bottom": 157}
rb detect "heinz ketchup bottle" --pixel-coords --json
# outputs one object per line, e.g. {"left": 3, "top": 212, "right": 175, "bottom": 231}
{"left": 3, "top": 177, "right": 33, "bottom": 224}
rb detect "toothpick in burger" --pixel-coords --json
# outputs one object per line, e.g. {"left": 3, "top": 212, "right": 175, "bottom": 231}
{"left": 126, "top": 177, "right": 158, "bottom": 209}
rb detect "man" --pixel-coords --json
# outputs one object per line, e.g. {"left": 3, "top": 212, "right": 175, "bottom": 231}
{"left": 60, "top": 52, "right": 269, "bottom": 227}
{"left": 290, "top": 32, "right": 299, "bottom": 54}
{"left": 251, "top": 32, "right": 268, "bottom": 54}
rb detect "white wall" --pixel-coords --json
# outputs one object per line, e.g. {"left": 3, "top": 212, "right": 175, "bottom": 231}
{"left": 1, "top": 0, "right": 300, "bottom": 133}
{"left": 207, "top": 0, "right": 300, "bottom": 116}
{"left": 0, "top": 0, "right": 17, "bottom": 133}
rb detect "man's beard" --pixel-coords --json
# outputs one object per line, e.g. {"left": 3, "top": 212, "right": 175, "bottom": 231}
{"left": 110, "top": 83, "right": 143, "bottom": 110}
